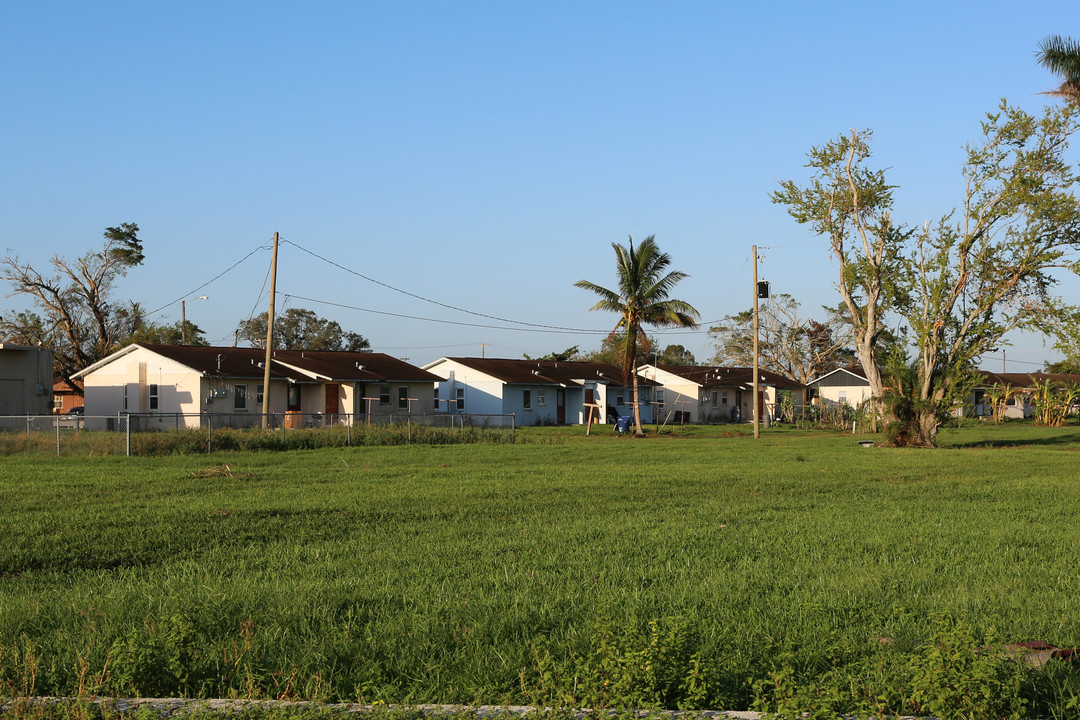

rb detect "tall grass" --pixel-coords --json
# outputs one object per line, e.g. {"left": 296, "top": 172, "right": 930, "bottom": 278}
{"left": 1, "top": 424, "right": 1079, "bottom": 716}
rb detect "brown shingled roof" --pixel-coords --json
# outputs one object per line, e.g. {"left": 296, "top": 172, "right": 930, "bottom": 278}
{"left": 439, "top": 358, "right": 658, "bottom": 387}
{"left": 135, "top": 345, "right": 441, "bottom": 384}
{"left": 651, "top": 364, "right": 803, "bottom": 389}
{"left": 272, "top": 349, "right": 444, "bottom": 383}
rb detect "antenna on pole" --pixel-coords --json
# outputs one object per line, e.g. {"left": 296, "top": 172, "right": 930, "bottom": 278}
{"left": 752, "top": 245, "right": 760, "bottom": 439}
{"left": 261, "top": 232, "right": 279, "bottom": 430}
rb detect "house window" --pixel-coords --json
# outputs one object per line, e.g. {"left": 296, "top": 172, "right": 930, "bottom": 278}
{"left": 721, "top": 391, "right": 728, "bottom": 405}
{"left": 379, "top": 385, "right": 391, "bottom": 405}
{"left": 398, "top": 386, "right": 409, "bottom": 410}
{"left": 711, "top": 391, "right": 719, "bottom": 409}
{"left": 616, "top": 393, "right": 624, "bottom": 406}
{"left": 523, "top": 389, "right": 532, "bottom": 410}
{"left": 537, "top": 389, "right": 546, "bottom": 406}
{"left": 123, "top": 385, "right": 128, "bottom": 412}
{"left": 434, "top": 386, "right": 440, "bottom": 411}
{"left": 256, "top": 384, "right": 264, "bottom": 406}
{"left": 656, "top": 389, "right": 664, "bottom": 410}
{"left": 455, "top": 387, "right": 465, "bottom": 411}
{"left": 234, "top": 384, "right": 247, "bottom": 410}
{"left": 838, "top": 390, "right": 848, "bottom": 405}
{"left": 148, "top": 384, "right": 159, "bottom": 411}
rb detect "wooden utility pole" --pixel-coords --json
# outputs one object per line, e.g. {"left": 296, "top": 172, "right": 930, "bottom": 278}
{"left": 752, "top": 245, "right": 760, "bottom": 439}
{"left": 261, "top": 232, "right": 279, "bottom": 429}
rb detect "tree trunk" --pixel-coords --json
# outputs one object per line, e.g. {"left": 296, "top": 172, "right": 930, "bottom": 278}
{"left": 913, "top": 408, "right": 940, "bottom": 448}
{"left": 632, "top": 370, "right": 645, "bottom": 437}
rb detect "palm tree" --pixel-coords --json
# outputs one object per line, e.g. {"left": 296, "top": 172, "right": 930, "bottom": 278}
{"left": 1036, "top": 35, "right": 1080, "bottom": 106}
{"left": 575, "top": 235, "right": 699, "bottom": 436}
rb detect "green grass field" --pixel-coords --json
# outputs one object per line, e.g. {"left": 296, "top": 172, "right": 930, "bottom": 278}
{"left": 2, "top": 423, "right": 1080, "bottom": 718}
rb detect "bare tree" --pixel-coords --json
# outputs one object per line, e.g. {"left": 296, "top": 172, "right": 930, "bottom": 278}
{"left": 708, "top": 294, "right": 854, "bottom": 384}
{"left": 1, "top": 223, "right": 145, "bottom": 390}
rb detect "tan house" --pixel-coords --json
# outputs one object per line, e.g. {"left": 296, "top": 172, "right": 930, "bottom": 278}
{"left": 74, "top": 343, "right": 442, "bottom": 427}
{"left": 807, "top": 366, "right": 872, "bottom": 409}
{"left": 638, "top": 364, "right": 805, "bottom": 423}
{"left": 0, "top": 344, "right": 54, "bottom": 415}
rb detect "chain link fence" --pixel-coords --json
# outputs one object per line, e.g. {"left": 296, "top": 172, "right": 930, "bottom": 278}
{"left": 0, "top": 412, "right": 516, "bottom": 456}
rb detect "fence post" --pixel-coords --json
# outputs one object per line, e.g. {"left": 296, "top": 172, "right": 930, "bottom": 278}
{"left": 281, "top": 413, "right": 286, "bottom": 444}
{"left": 56, "top": 416, "right": 61, "bottom": 457}
{"left": 347, "top": 415, "right": 351, "bottom": 446}
{"left": 511, "top": 414, "right": 516, "bottom": 443}
{"left": 126, "top": 415, "right": 131, "bottom": 457}
{"left": 408, "top": 416, "right": 412, "bottom": 443}
{"left": 26, "top": 415, "right": 30, "bottom": 437}
{"left": 207, "top": 414, "right": 212, "bottom": 453}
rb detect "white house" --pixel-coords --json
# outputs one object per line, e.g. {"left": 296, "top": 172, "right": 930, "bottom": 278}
{"left": 639, "top": 364, "right": 805, "bottom": 423}
{"left": 0, "top": 344, "right": 54, "bottom": 415}
{"left": 422, "top": 357, "right": 656, "bottom": 425}
{"left": 806, "top": 366, "right": 872, "bottom": 409}
{"left": 968, "top": 370, "right": 1080, "bottom": 419}
{"left": 74, "top": 344, "right": 442, "bottom": 427}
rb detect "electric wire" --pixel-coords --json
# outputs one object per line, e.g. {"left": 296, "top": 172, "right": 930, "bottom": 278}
{"left": 282, "top": 239, "right": 611, "bottom": 332}
{"left": 281, "top": 292, "right": 611, "bottom": 335}
{"left": 144, "top": 244, "right": 268, "bottom": 316}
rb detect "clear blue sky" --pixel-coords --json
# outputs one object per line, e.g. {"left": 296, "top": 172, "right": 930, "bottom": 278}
{"left": 2, "top": 1, "right": 1075, "bottom": 369}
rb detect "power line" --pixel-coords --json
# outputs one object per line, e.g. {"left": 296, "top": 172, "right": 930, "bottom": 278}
{"left": 281, "top": 292, "right": 611, "bottom": 335}
{"left": 144, "top": 244, "right": 267, "bottom": 316}
{"left": 282, "top": 239, "right": 605, "bottom": 332}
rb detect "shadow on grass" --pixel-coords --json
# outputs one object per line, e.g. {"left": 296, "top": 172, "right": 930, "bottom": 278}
{"left": 945, "top": 428, "right": 1080, "bottom": 449}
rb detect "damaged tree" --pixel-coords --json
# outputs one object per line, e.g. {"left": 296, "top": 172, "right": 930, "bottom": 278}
{"left": 774, "top": 102, "right": 1080, "bottom": 446}
{"left": 0, "top": 223, "right": 145, "bottom": 391}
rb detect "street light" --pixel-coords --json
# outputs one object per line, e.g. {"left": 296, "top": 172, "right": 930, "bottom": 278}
{"left": 181, "top": 296, "right": 209, "bottom": 344}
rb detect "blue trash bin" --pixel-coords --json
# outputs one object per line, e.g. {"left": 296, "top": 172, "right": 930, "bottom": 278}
{"left": 615, "top": 415, "right": 633, "bottom": 433}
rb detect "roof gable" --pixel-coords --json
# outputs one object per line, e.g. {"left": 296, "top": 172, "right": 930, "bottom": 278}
{"left": 76, "top": 344, "right": 440, "bottom": 384}
{"left": 425, "top": 357, "right": 658, "bottom": 387}
{"left": 644, "top": 364, "right": 803, "bottom": 389}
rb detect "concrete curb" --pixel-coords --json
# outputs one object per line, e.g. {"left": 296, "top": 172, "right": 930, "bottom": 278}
{"left": 0, "top": 697, "right": 938, "bottom": 720}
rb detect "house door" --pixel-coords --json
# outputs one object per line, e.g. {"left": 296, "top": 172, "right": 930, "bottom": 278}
{"left": 287, "top": 385, "right": 301, "bottom": 411}
{"left": 557, "top": 389, "right": 566, "bottom": 424}
{"left": 325, "top": 383, "right": 340, "bottom": 416}
{"left": 758, "top": 391, "right": 765, "bottom": 421}
{"left": 733, "top": 390, "right": 742, "bottom": 422}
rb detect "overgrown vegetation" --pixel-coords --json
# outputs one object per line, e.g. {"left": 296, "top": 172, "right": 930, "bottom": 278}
{"left": 0, "top": 422, "right": 515, "bottom": 457}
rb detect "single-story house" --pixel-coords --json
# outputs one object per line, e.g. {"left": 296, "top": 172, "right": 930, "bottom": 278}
{"left": 52, "top": 377, "right": 84, "bottom": 414}
{"left": 74, "top": 343, "right": 442, "bottom": 428}
{"left": 639, "top": 364, "right": 805, "bottom": 423}
{"left": 969, "top": 370, "right": 1080, "bottom": 419}
{"left": 421, "top": 357, "right": 658, "bottom": 425}
{"left": 806, "top": 366, "right": 872, "bottom": 409}
{"left": 0, "top": 344, "right": 54, "bottom": 415}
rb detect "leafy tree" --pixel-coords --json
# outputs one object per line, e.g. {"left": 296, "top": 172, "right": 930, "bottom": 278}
{"left": 236, "top": 308, "right": 370, "bottom": 351}
{"left": 575, "top": 235, "right": 699, "bottom": 436}
{"left": 580, "top": 333, "right": 647, "bottom": 365}
{"left": 524, "top": 346, "right": 582, "bottom": 362}
{"left": 1037, "top": 35, "right": 1080, "bottom": 106}
{"left": 708, "top": 294, "right": 854, "bottom": 383}
{"left": 126, "top": 320, "right": 208, "bottom": 347}
{"left": 0, "top": 223, "right": 146, "bottom": 391}
{"left": 774, "top": 102, "right": 1080, "bottom": 446}
{"left": 655, "top": 344, "right": 696, "bottom": 366}
{"left": 1044, "top": 357, "right": 1080, "bottom": 374}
